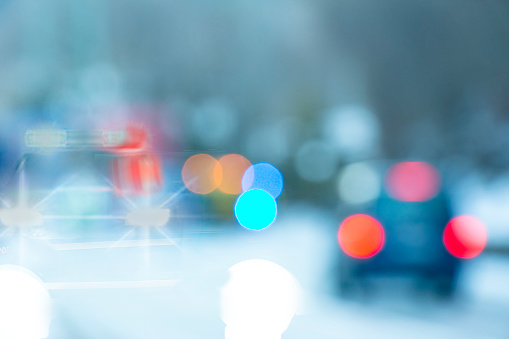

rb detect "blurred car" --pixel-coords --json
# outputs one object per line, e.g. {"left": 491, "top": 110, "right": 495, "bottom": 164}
{"left": 337, "top": 161, "right": 459, "bottom": 297}
{"left": 0, "top": 127, "right": 198, "bottom": 285}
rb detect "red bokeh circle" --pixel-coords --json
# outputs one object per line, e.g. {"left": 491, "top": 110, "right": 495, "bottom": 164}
{"left": 385, "top": 161, "right": 440, "bottom": 202}
{"left": 443, "top": 215, "right": 487, "bottom": 259}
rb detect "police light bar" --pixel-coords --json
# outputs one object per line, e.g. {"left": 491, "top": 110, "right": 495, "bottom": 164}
{"left": 25, "top": 130, "right": 67, "bottom": 148}
{"left": 102, "top": 131, "right": 126, "bottom": 147}
{"left": 24, "top": 129, "right": 138, "bottom": 150}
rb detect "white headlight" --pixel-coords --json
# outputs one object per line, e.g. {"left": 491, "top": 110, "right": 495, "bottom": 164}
{"left": 0, "top": 265, "right": 51, "bottom": 339}
{"left": 0, "top": 208, "right": 43, "bottom": 227}
{"left": 221, "top": 259, "right": 300, "bottom": 339}
{"left": 126, "top": 208, "right": 170, "bottom": 227}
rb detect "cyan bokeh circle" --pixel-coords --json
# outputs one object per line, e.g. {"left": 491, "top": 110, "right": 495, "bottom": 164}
{"left": 234, "top": 189, "right": 278, "bottom": 231}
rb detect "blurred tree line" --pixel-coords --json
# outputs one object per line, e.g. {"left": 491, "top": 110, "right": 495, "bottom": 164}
{"left": 0, "top": 0, "right": 508, "bottom": 188}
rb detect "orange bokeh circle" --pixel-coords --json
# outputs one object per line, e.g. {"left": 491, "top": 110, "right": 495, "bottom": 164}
{"left": 182, "top": 154, "right": 223, "bottom": 194}
{"left": 338, "top": 214, "right": 385, "bottom": 259}
{"left": 218, "top": 154, "right": 251, "bottom": 194}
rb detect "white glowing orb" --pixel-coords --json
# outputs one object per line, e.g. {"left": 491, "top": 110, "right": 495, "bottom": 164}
{"left": 221, "top": 259, "right": 300, "bottom": 339}
{"left": 338, "top": 162, "right": 381, "bottom": 204}
{"left": 191, "top": 99, "right": 238, "bottom": 147}
{"left": 295, "top": 141, "right": 337, "bottom": 182}
{"left": 126, "top": 208, "right": 170, "bottom": 227}
{"left": 323, "top": 105, "right": 380, "bottom": 159}
{"left": 243, "top": 123, "right": 291, "bottom": 165}
{"left": 0, "top": 208, "right": 43, "bottom": 227}
{"left": 0, "top": 266, "right": 51, "bottom": 339}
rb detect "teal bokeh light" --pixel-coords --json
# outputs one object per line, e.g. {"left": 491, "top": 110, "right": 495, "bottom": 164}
{"left": 234, "top": 189, "right": 277, "bottom": 231}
